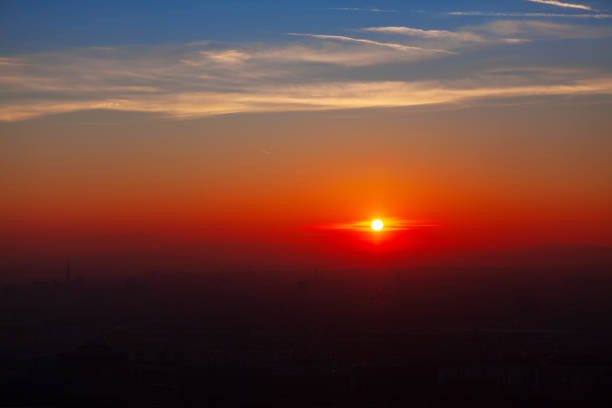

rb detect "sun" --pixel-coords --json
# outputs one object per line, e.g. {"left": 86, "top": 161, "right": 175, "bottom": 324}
{"left": 371, "top": 219, "right": 383, "bottom": 231}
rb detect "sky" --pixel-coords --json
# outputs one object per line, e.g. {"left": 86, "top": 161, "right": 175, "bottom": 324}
{"left": 1, "top": 0, "right": 611, "bottom": 277}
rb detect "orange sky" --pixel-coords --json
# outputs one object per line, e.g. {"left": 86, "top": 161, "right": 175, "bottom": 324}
{"left": 2, "top": 99, "right": 611, "bottom": 275}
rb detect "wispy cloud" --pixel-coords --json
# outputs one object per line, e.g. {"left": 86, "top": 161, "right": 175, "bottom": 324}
{"left": 1, "top": 22, "right": 610, "bottom": 122}
{"left": 2, "top": 59, "right": 611, "bottom": 122}
{"left": 287, "top": 33, "right": 453, "bottom": 54}
{"left": 449, "top": 11, "right": 611, "bottom": 18}
{"left": 526, "top": 0, "right": 593, "bottom": 11}
{"left": 199, "top": 49, "right": 250, "bottom": 64}
{"left": 3, "top": 78, "right": 612, "bottom": 121}
{"left": 363, "top": 26, "right": 487, "bottom": 42}
{"left": 360, "top": 20, "right": 607, "bottom": 48}
{"left": 328, "top": 7, "right": 397, "bottom": 13}
{"left": 252, "top": 44, "right": 428, "bottom": 66}
{"left": 205, "top": 42, "right": 449, "bottom": 67}
{"left": 470, "top": 20, "right": 611, "bottom": 39}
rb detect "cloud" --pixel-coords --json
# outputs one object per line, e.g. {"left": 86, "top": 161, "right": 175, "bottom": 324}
{"left": 252, "top": 43, "right": 429, "bottom": 66}
{"left": 287, "top": 33, "right": 453, "bottom": 54}
{"left": 194, "top": 43, "right": 448, "bottom": 68}
{"left": 360, "top": 20, "right": 609, "bottom": 48}
{"left": 471, "top": 20, "right": 611, "bottom": 39}
{"left": 1, "top": 30, "right": 611, "bottom": 122}
{"left": 362, "top": 26, "right": 487, "bottom": 43}
{"left": 526, "top": 0, "right": 593, "bottom": 11}
{"left": 2, "top": 71, "right": 611, "bottom": 122}
{"left": 199, "top": 49, "right": 250, "bottom": 64}
{"left": 328, "top": 7, "right": 397, "bottom": 13}
{"left": 449, "top": 11, "right": 611, "bottom": 18}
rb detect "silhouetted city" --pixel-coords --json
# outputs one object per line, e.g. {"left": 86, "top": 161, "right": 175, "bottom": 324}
{"left": 2, "top": 246, "right": 612, "bottom": 406}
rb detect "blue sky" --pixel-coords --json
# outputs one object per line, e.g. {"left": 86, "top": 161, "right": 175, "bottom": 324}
{"left": 1, "top": 0, "right": 611, "bottom": 53}
{"left": 0, "top": 0, "right": 610, "bottom": 121}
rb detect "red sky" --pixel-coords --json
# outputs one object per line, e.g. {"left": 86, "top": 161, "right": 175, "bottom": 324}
{"left": 2, "top": 102, "right": 611, "bottom": 278}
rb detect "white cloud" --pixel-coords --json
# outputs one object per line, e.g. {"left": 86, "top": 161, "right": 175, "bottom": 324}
{"left": 360, "top": 20, "right": 608, "bottom": 48}
{"left": 287, "top": 33, "right": 452, "bottom": 54}
{"left": 200, "top": 49, "right": 250, "bottom": 64}
{"left": 363, "top": 26, "right": 487, "bottom": 42}
{"left": 328, "top": 7, "right": 397, "bottom": 13}
{"left": 1, "top": 26, "right": 610, "bottom": 122}
{"left": 2, "top": 71, "right": 611, "bottom": 122}
{"left": 472, "top": 20, "right": 610, "bottom": 39}
{"left": 182, "top": 41, "right": 449, "bottom": 68}
{"left": 251, "top": 43, "right": 429, "bottom": 66}
{"left": 449, "top": 11, "right": 611, "bottom": 18}
{"left": 526, "top": 0, "right": 593, "bottom": 11}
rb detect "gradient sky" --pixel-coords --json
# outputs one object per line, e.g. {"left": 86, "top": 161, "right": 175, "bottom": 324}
{"left": 1, "top": 0, "right": 611, "bottom": 276}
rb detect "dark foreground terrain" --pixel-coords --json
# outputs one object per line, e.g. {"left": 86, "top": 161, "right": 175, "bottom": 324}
{"left": 2, "top": 251, "right": 612, "bottom": 407}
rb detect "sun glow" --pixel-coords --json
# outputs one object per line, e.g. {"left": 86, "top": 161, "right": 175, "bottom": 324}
{"left": 324, "top": 217, "right": 426, "bottom": 232}
{"left": 371, "top": 219, "right": 384, "bottom": 231}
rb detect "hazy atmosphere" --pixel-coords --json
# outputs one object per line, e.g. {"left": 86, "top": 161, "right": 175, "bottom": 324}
{"left": 1, "top": 1, "right": 612, "bottom": 406}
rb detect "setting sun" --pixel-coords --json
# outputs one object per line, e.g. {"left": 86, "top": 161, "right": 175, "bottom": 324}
{"left": 371, "top": 219, "right": 384, "bottom": 231}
